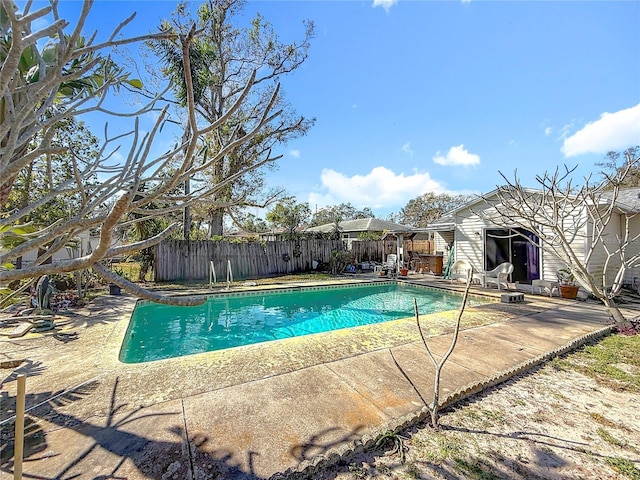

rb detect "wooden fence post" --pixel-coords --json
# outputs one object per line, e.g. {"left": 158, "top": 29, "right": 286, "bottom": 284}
{"left": 14, "top": 374, "right": 26, "bottom": 480}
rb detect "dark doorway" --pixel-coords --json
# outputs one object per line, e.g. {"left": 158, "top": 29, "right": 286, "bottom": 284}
{"left": 484, "top": 228, "right": 540, "bottom": 283}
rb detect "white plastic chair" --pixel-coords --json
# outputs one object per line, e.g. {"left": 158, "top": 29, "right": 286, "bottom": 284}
{"left": 449, "top": 260, "right": 473, "bottom": 284}
{"left": 474, "top": 262, "right": 514, "bottom": 290}
{"left": 385, "top": 254, "right": 398, "bottom": 276}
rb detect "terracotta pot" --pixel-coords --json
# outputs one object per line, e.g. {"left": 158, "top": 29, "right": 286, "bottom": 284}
{"left": 400, "top": 268, "right": 409, "bottom": 276}
{"left": 559, "top": 285, "right": 579, "bottom": 299}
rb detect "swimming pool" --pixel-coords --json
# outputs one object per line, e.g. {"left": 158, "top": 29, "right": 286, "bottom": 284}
{"left": 120, "top": 282, "right": 490, "bottom": 363}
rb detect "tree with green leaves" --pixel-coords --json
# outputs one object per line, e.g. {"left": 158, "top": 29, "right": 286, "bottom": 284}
{"left": 598, "top": 147, "right": 640, "bottom": 189}
{"left": 5, "top": 118, "right": 100, "bottom": 228}
{"left": 0, "top": 0, "right": 297, "bottom": 306}
{"left": 229, "top": 211, "right": 269, "bottom": 235}
{"left": 396, "top": 192, "right": 474, "bottom": 227}
{"left": 148, "top": 0, "right": 315, "bottom": 238}
{"left": 309, "top": 203, "right": 374, "bottom": 227}
{"left": 265, "top": 197, "right": 311, "bottom": 240}
{"left": 0, "top": 0, "right": 147, "bottom": 206}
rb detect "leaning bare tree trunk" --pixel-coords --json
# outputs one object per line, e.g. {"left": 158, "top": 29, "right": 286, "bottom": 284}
{"left": 602, "top": 297, "right": 630, "bottom": 326}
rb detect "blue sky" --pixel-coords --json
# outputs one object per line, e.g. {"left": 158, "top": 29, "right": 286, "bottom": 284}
{"left": 43, "top": 1, "right": 640, "bottom": 217}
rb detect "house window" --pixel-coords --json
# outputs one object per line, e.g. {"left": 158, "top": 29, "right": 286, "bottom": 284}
{"left": 484, "top": 228, "right": 540, "bottom": 283}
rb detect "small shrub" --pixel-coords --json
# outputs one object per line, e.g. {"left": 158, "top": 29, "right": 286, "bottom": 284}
{"left": 51, "top": 273, "right": 76, "bottom": 291}
{"left": 329, "top": 249, "right": 351, "bottom": 275}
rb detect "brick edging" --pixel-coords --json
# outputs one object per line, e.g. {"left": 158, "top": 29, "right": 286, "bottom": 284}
{"left": 271, "top": 325, "right": 613, "bottom": 479}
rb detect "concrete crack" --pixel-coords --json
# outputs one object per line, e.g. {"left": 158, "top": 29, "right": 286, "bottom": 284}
{"left": 181, "top": 399, "right": 196, "bottom": 480}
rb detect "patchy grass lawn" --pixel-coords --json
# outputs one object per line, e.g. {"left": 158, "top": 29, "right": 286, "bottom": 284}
{"left": 552, "top": 334, "right": 640, "bottom": 393}
{"left": 114, "top": 268, "right": 337, "bottom": 291}
{"left": 316, "top": 333, "right": 640, "bottom": 480}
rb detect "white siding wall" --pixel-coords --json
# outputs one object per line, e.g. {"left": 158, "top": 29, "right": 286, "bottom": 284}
{"left": 455, "top": 207, "right": 494, "bottom": 272}
{"left": 538, "top": 222, "right": 567, "bottom": 281}
{"left": 20, "top": 232, "right": 99, "bottom": 265}
{"left": 450, "top": 192, "right": 640, "bottom": 290}
{"left": 453, "top": 195, "right": 588, "bottom": 282}
{"left": 585, "top": 212, "right": 640, "bottom": 287}
{"left": 343, "top": 232, "right": 359, "bottom": 250}
{"left": 434, "top": 231, "right": 453, "bottom": 253}
{"left": 535, "top": 208, "right": 590, "bottom": 282}
{"left": 625, "top": 217, "right": 640, "bottom": 287}
{"left": 583, "top": 211, "right": 623, "bottom": 287}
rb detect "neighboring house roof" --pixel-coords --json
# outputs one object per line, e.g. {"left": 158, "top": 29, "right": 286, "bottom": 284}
{"left": 226, "top": 230, "right": 261, "bottom": 238}
{"left": 419, "top": 215, "right": 456, "bottom": 232}
{"left": 304, "top": 217, "right": 412, "bottom": 234}
{"left": 601, "top": 187, "right": 640, "bottom": 212}
{"left": 260, "top": 226, "right": 306, "bottom": 236}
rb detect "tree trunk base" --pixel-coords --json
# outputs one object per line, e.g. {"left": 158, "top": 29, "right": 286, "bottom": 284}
{"left": 606, "top": 305, "right": 631, "bottom": 328}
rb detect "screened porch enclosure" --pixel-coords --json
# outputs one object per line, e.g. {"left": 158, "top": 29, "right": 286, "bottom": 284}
{"left": 484, "top": 228, "right": 540, "bottom": 283}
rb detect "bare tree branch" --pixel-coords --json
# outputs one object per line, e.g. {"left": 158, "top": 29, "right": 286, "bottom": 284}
{"left": 0, "top": 1, "right": 305, "bottom": 305}
{"left": 479, "top": 147, "right": 640, "bottom": 325}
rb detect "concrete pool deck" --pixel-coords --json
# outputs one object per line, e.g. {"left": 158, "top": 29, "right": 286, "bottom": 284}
{"left": 0, "top": 277, "right": 623, "bottom": 479}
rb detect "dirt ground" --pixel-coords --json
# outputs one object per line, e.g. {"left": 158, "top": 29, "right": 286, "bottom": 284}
{"left": 316, "top": 335, "right": 640, "bottom": 480}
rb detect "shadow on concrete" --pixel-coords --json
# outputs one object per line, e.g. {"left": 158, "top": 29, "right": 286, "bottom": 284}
{"left": 0, "top": 377, "right": 270, "bottom": 480}
{"left": 1, "top": 359, "right": 47, "bottom": 389}
{"left": 289, "top": 425, "right": 366, "bottom": 462}
{"left": 56, "top": 295, "right": 134, "bottom": 330}
{"left": 1, "top": 380, "right": 100, "bottom": 457}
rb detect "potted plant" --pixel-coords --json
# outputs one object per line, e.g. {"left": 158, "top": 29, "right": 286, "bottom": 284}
{"left": 557, "top": 267, "right": 579, "bottom": 299}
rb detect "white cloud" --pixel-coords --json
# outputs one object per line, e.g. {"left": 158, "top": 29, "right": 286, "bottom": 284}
{"left": 307, "top": 166, "right": 443, "bottom": 210}
{"left": 545, "top": 127, "right": 552, "bottom": 136}
{"left": 372, "top": 0, "right": 397, "bottom": 13}
{"left": 558, "top": 120, "right": 575, "bottom": 140}
{"left": 561, "top": 103, "right": 640, "bottom": 157}
{"left": 290, "top": 149, "right": 300, "bottom": 158}
{"left": 432, "top": 144, "right": 480, "bottom": 166}
{"left": 402, "top": 142, "right": 414, "bottom": 157}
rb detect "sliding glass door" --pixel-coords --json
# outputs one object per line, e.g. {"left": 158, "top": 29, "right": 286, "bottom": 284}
{"left": 484, "top": 228, "right": 540, "bottom": 283}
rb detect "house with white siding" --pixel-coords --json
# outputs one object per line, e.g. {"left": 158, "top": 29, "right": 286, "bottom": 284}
{"left": 19, "top": 229, "right": 105, "bottom": 266}
{"left": 428, "top": 187, "right": 640, "bottom": 290}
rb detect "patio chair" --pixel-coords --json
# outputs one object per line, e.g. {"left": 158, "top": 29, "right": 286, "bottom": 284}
{"left": 449, "top": 259, "right": 473, "bottom": 284}
{"left": 474, "top": 262, "right": 514, "bottom": 290}
{"left": 385, "top": 254, "right": 398, "bottom": 276}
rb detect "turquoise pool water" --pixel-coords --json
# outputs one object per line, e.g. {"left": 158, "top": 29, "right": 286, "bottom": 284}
{"left": 120, "top": 283, "right": 488, "bottom": 363}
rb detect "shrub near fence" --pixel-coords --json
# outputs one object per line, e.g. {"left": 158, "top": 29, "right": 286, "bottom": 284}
{"left": 154, "top": 239, "right": 348, "bottom": 282}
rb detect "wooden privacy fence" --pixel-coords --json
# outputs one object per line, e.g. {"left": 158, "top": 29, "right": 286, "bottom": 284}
{"left": 409, "top": 239, "right": 435, "bottom": 254}
{"left": 155, "top": 239, "right": 348, "bottom": 282}
{"left": 350, "top": 240, "right": 390, "bottom": 263}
